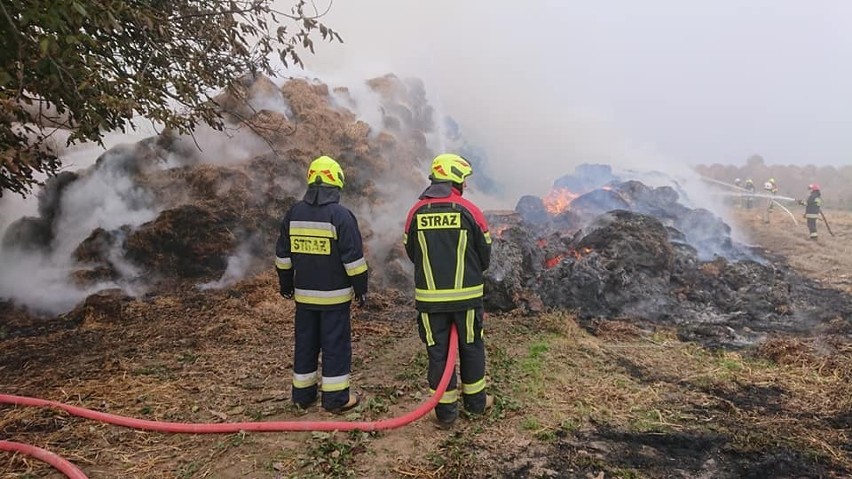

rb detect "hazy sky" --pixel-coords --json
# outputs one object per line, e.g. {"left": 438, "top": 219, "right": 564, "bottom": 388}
{"left": 294, "top": 0, "right": 851, "bottom": 178}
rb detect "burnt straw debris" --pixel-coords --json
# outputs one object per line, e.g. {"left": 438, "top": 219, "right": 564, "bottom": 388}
{"left": 486, "top": 175, "right": 852, "bottom": 348}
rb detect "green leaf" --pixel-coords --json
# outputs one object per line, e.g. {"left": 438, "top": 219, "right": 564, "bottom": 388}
{"left": 39, "top": 37, "right": 51, "bottom": 56}
{"left": 72, "top": 2, "right": 88, "bottom": 17}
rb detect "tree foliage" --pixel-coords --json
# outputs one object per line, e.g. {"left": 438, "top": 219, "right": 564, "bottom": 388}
{"left": 0, "top": 0, "right": 341, "bottom": 196}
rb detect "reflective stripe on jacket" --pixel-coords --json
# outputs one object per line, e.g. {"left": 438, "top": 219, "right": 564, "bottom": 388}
{"left": 404, "top": 183, "right": 491, "bottom": 313}
{"left": 276, "top": 186, "right": 368, "bottom": 310}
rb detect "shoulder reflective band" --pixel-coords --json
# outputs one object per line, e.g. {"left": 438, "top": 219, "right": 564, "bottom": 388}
{"left": 289, "top": 221, "right": 338, "bottom": 239}
{"left": 417, "top": 212, "right": 461, "bottom": 230}
{"left": 291, "top": 236, "right": 331, "bottom": 255}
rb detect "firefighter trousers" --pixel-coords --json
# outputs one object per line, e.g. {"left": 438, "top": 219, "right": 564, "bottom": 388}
{"left": 807, "top": 217, "right": 818, "bottom": 239}
{"left": 417, "top": 308, "right": 487, "bottom": 422}
{"left": 292, "top": 305, "right": 352, "bottom": 411}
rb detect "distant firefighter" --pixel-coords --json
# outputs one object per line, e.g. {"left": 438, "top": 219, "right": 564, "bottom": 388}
{"left": 763, "top": 177, "right": 778, "bottom": 194}
{"left": 799, "top": 184, "right": 823, "bottom": 240}
{"left": 763, "top": 178, "right": 778, "bottom": 223}
{"left": 744, "top": 178, "right": 755, "bottom": 209}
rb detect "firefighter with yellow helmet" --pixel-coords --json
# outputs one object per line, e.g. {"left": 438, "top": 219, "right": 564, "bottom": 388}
{"left": 763, "top": 177, "right": 778, "bottom": 223}
{"left": 275, "top": 155, "right": 367, "bottom": 413}
{"left": 403, "top": 153, "right": 493, "bottom": 428}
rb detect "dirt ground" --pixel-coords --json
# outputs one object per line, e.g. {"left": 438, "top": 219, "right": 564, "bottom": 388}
{"left": 730, "top": 206, "right": 852, "bottom": 294}
{"left": 1, "top": 209, "right": 851, "bottom": 479}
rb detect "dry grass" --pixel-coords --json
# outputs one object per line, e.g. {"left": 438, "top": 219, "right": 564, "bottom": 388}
{"left": 2, "top": 213, "right": 852, "bottom": 478}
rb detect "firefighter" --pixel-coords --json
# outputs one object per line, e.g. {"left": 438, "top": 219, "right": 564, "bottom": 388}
{"left": 275, "top": 155, "right": 368, "bottom": 413}
{"left": 763, "top": 177, "right": 778, "bottom": 223}
{"left": 799, "top": 184, "right": 823, "bottom": 240}
{"left": 403, "top": 153, "right": 493, "bottom": 428}
{"left": 744, "top": 178, "right": 756, "bottom": 209}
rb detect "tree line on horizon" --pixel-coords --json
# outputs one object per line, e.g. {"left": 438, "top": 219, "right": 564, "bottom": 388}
{"left": 695, "top": 155, "right": 852, "bottom": 211}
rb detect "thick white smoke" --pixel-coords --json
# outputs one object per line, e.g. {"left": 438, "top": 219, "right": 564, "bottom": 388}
{"left": 12, "top": 1, "right": 829, "bottom": 311}
{"left": 295, "top": 0, "right": 850, "bottom": 206}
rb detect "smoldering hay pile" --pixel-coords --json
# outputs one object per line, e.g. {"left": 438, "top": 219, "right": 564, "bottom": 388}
{"left": 488, "top": 165, "right": 852, "bottom": 346}
{"left": 1, "top": 74, "right": 441, "bottom": 305}
{"left": 1, "top": 76, "right": 850, "bottom": 348}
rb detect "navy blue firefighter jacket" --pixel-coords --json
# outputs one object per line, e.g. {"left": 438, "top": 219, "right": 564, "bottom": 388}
{"left": 275, "top": 185, "right": 368, "bottom": 310}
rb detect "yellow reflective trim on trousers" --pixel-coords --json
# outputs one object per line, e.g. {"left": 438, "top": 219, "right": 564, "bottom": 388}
{"left": 804, "top": 214, "right": 820, "bottom": 219}
{"left": 321, "top": 379, "right": 350, "bottom": 392}
{"left": 465, "top": 309, "right": 475, "bottom": 344}
{"left": 431, "top": 388, "right": 459, "bottom": 404}
{"left": 462, "top": 378, "right": 486, "bottom": 395}
{"left": 415, "top": 284, "right": 484, "bottom": 302}
{"left": 289, "top": 227, "right": 337, "bottom": 239}
{"left": 293, "top": 371, "right": 318, "bottom": 388}
{"left": 455, "top": 230, "right": 467, "bottom": 289}
{"left": 417, "top": 231, "right": 436, "bottom": 289}
{"left": 421, "top": 312, "right": 435, "bottom": 346}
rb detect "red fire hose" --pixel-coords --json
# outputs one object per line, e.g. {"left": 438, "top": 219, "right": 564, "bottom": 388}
{"left": 0, "top": 441, "right": 87, "bottom": 479}
{"left": 1, "top": 327, "right": 459, "bottom": 478}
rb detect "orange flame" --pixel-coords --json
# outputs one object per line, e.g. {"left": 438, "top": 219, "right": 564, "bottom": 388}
{"left": 544, "top": 247, "right": 593, "bottom": 269}
{"left": 545, "top": 254, "right": 565, "bottom": 269}
{"left": 493, "top": 224, "right": 511, "bottom": 238}
{"left": 542, "top": 188, "right": 579, "bottom": 215}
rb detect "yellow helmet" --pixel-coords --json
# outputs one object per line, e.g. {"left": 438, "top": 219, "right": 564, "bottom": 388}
{"left": 307, "top": 155, "right": 344, "bottom": 188}
{"left": 430, "top": 153, "right": 473, "bottom": 184}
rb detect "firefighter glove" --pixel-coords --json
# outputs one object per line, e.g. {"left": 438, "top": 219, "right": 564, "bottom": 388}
{"left": 277, "top": 269, "right": 294, "bottom": 299}
{"left": 356, "top": 293, "right": 368, "bottom": 308}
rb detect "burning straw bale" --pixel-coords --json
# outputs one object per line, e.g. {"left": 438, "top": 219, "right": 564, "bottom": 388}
{"left": 124, "top": 205, "right": 237, "bottom": 279}
{"left": 488, "top": 173, "right": 852, "bottom": 348}
{"left": 63, "top": 289, "right": 133, "bottom": 329}
{"left": 484, "top": 211, "right": 546, "bottom": 313}
{"left": 1, "top": 171, "right": 79, "bottom": 251}
{"left": 212, "top": 73, "right": 284, "bottom": 123}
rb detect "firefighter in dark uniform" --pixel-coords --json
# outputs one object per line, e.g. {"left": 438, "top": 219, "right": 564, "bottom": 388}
{"left": 800, "top": 183, "right": 823, "bottom": 240}
{"left": 404, "top": 153, "right": 493, "bottom": 428}
{"left": 275, "top": 155, "right": 367, "bottom": 413}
